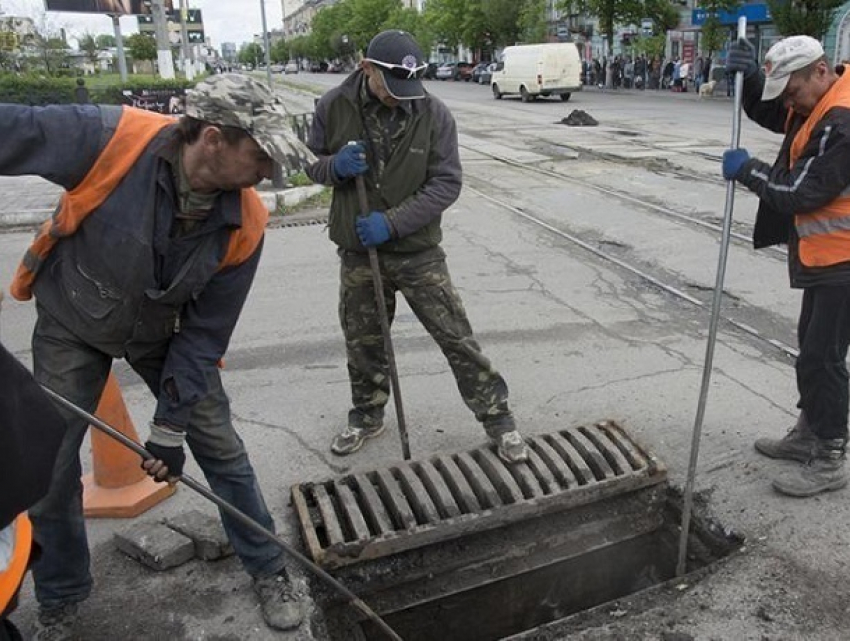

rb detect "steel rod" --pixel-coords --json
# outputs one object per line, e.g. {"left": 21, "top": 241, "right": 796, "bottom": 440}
{"left": 355, "top": 173, "right": 411, "bottom": 460}
{"left": 677, "top": 16, "right": 748, "bottom": 577}
{"left": 41, "top": 385, "right": 403, "bottom": 641}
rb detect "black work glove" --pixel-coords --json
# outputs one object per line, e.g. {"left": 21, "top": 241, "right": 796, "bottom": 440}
{"left": 727, "top": 38, "right": 758, "bottom": 79}
{"left": 143, "top": 422, "right": 186, "bottom": 481}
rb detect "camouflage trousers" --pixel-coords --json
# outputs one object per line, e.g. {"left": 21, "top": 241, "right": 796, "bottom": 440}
{"left": 338, "top": 246, "right": 515, "bottom": 438}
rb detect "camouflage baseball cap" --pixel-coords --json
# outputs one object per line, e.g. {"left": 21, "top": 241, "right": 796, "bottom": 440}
{"left": 185, "top": 73, "right": 315, "bottom": 169}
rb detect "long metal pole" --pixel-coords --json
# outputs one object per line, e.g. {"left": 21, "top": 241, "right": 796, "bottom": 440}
{"left": 40, "top": 385, "right": 403, "bottom": 641}
{"left": 179, "top": 0, "right": 193, "bottom": 80}
{"left": 259, "top": 0, "right": 273, "bottom": 88}
{"left": 111, "top": 14, "right": 128, "bottom": 82}
{"left": 677, "top": 16, "right": 748, "bottom": 577}
{"left": 355, "top": 174, "right": 412, "bottom": 460}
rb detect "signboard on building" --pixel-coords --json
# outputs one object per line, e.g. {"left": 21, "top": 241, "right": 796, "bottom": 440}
{"left": 692, "top": 3, "right": 770, "bottom": 26}
{"left": 138, "top": 9, "right": 204, "bottom": 45}
{"left": 0, "top": 31, "right": 19, "bottom": 51}
{"left": 44, "top": 1, "right": 173, "bottom": 15}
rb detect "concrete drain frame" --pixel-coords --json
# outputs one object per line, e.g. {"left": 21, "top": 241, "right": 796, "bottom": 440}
{"left": 291, "top": 421, "right": 743, "bottom": 641}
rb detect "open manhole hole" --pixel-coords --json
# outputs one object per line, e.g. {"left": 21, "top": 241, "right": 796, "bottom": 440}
{"left": 292, "top": 421, "right": 742, "bottom": 640}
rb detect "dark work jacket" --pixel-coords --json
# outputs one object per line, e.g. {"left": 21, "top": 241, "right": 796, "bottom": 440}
{"left": 735, "top": 67, "right": 850, "bottom": 288}
{"left": 0, "top": 342, "right": 65, "bottom": 530}
{"left": 0, "top": 104, "right": 265, "bottom": 428}
{"left": 305, "top": 70, "right": 462, "bottom": 252}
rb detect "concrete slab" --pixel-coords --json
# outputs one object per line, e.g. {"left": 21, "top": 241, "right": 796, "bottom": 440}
{"left": 114, "top": 521, "right": 195, "bottom": 571}
{"left": 165, "top": 510, "right": 234, "bottom": 561}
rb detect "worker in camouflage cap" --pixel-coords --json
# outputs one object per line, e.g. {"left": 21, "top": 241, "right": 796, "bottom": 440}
{"left": 186, "top": 73, "right": 315, "bottom": 170}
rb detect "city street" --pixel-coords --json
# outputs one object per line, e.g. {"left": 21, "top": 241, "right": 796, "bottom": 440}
{"left": 2, "top": 76, "right": 848, "bottom": 640}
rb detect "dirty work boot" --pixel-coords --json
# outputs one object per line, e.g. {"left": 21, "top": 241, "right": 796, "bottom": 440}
{"left": 754, "top": 413, "right": 817, "bottom": 463}
{"left": 772, "top": 438, "right": 848, "bottom": 498}
{"left": 33, "top": 603, "right": 79, "bottom": 641}
{"left": 330, "top": 423, "right": 385, "bottom": 456}
{"left": 253, "top": 570, "right": 304, "bottom": 631}
{"left": 495, "top": 430, "right": 529, "bottom": 464}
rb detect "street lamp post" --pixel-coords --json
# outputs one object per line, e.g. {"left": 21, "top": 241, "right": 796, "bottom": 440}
{"left": 110, "top": 14, "right": 128, "bottom": 82}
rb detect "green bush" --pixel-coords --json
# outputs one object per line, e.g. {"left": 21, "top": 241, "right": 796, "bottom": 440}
{"left": 0, "top": 73, "right": 196, "bottom": 106}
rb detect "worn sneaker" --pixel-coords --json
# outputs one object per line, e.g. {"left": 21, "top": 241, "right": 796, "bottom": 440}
{"left": 755, "top": 420, "right": 818, "bottom": 463}
{"left": 330, "top": 423, "right": 385, "bottom": 456}
{"left": 253, "top": 571, "right": 304, "bottom": 631}
{"left": 34, "top": 603, "right": 79, "bottom": 641}
{"left": 496, "top": 430, "right": 529, "bottom": 464}
{"left": 772, "top": 438, "right": 848, "bottom": 498}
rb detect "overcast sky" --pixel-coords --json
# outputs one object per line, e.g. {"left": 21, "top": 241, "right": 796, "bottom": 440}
{"left": 2, "top": 0, "right": 294, "bottom": 49}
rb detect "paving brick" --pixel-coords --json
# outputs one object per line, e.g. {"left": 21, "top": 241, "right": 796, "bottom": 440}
{"left": 114, "top": 521, "right": 195, "bottom": 571}
{"left": 166, "top": 509, "right": 234, "bottom": 561}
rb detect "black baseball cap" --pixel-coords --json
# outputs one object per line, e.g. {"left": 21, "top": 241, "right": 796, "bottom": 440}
{"left": 365, "top": 30, "right": 427, "bottom": 100}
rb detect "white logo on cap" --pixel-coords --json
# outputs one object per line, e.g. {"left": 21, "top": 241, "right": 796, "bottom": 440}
{"left": 402, "top": 54, "right": 418, "bottom": 68}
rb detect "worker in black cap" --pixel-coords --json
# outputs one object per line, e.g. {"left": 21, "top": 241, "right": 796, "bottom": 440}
{"left": 305, "top": 30, "right": 529, "bottom": 464}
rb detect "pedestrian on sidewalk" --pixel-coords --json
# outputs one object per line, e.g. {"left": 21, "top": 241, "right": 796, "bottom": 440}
{"left": 722, "top": 36, "right": 850, "bottom": 497}
{"left": 304, "top": 29, "right": 529, "bottom": 464}
{"left": 0, "top": 73, "right": 315, "bottom": 639}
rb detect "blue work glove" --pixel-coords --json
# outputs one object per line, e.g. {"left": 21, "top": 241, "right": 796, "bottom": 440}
{"left": 332, "top": 142, "right": 368, "bottom": 180}
{"left": 143, "top": 422, "right": 186, "bottom": 482}
{"left": 356, "top": 212, "right": 392, "bottom": 247}
{"left": 722, "top": 148, "right": 750, "bottom": 180}
{"left": 726, "top": 38, "right": 758, "bottom": 78}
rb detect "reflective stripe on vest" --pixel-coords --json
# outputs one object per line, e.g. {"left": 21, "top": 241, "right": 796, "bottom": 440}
{"left": 0, "top": 514, "right": 32, "bottom": 612}
{"left": 789, "top": 71, "right": 850, "bottom": 267}
{"left": 9, "top": 108, "right": 269, "bottom": 301}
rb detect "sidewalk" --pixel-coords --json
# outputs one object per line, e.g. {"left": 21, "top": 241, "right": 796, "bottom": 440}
{"left": 0, "top": 175, "right": 323, "bottom": 229}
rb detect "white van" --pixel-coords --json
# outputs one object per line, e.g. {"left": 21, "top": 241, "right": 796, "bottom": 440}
{"left": 491, "top": 43, "right": 582, "bottom": 102}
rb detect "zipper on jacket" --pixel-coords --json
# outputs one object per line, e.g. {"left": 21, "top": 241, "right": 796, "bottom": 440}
{"left": 173, "top": 312, "right": 181, "bottom": 334}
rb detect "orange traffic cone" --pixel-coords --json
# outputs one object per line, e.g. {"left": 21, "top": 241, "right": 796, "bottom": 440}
{"left": 83, "top": 371, "right": 176, "bottom": 518}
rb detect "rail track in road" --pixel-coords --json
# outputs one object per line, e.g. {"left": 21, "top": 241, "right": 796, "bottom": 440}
{"left": 459, "top": 142, "right": 799, "bottom": 361}
{"left": 457, "top": 140, "right": 786, "bottom": 260}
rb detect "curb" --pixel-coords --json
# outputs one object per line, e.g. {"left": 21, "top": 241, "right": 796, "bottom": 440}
{"left": 0, "top": 184, "right": 327, "bottom": 230}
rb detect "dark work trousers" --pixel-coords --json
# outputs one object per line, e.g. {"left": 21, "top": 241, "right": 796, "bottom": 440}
{"left": 796, "top": 285, "right": 850, "bottom": 441}
{"left": 28, "top": 307, "right": 284, "bottom": 610}
{"left": 338, "top": 246, "right": 516, "bottom": 438}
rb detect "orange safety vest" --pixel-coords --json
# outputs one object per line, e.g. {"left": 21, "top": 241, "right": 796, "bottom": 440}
{"left": 789, "top": 71, "right": 850, "bottom": 267}
{"left": 10, "top": 107, "right": 268, "bottom": 301}
{"left": 0, "top": 514, "right": 32, "bottom": 613}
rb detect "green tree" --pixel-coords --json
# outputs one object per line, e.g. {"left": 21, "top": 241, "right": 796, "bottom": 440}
{"left": 346, "top": 0, "right": 402, "bottom": 52}
{"left": 126, "top": 33, "right": 157, "bottom": 63}
{"left": 558, "top": 0, "right": 645, "bottom": 58}
{"left": 271, "top": 38, "right": 289, "bottom": 63}
{"left": 423, "top": 0, "right": 466, "bottom": 50}
{"left": 481, "top": 0, "right": 526, "bottom": 47}
{"left": 518, "top": 0, "right": 548, "bottom": 44}
{"left": 238, "top": 42, "right": 265, "bottom": 67}
{"left": 310, "top": 2, "right": 354, "bottom": 61}
{"left": 34, "top": 36, "right": 70, "bottom": 76}
{"left": 96, "top": 34, "right": 116, "bottom": 49}
{"left": 766, "top": 0, "right": 844, "bottom": 39}
{"left": 78, "top": 33, "right": 99, "bottom": 67}
{"left": 697, "top": 0, "right": 742, "bottom": 58}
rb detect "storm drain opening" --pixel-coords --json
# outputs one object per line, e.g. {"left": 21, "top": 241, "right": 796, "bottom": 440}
{"left": 292, "top": 421, "right": 743, "bottom": 640}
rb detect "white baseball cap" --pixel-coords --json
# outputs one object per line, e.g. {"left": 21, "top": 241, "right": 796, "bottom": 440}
{"left": 761, "top": 35, "right": 825, "bottom": 101}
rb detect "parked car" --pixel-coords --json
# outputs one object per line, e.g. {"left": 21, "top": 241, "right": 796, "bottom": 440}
{"left": 436, "top": 61, "right": 474, "bottom": 81}
{"left": 423, "top": 62, "right": 440, "bottom": 80}
{"left": 270, "top": 63, "right": 284, "bottom": 74}
{"left": 284, "top": 61, "right": 299, "bottom": 74}
{"left": 471, "top": 62, "right": 490, "bottom": 84}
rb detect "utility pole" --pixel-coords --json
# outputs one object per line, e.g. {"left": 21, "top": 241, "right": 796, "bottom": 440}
{"left": 179, "top": 0, "right": 193, "bottom": 80}
{"left": 259, "top": 0, "right": 272, "bottom": 87}
{"left": 111, "top": 15, "right": 128, "bottom": 82}
{"left": 151, "top": 0, "right": 174, "bottom": 80}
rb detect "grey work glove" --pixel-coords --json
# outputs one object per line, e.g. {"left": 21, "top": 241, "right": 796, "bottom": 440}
{"left": 727, "top": 38, "right": 758, "bottom": 79}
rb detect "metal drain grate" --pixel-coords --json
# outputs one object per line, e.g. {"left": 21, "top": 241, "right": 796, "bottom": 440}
{"left": 292, "top": 420, "right": 666, "bottom": 569}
